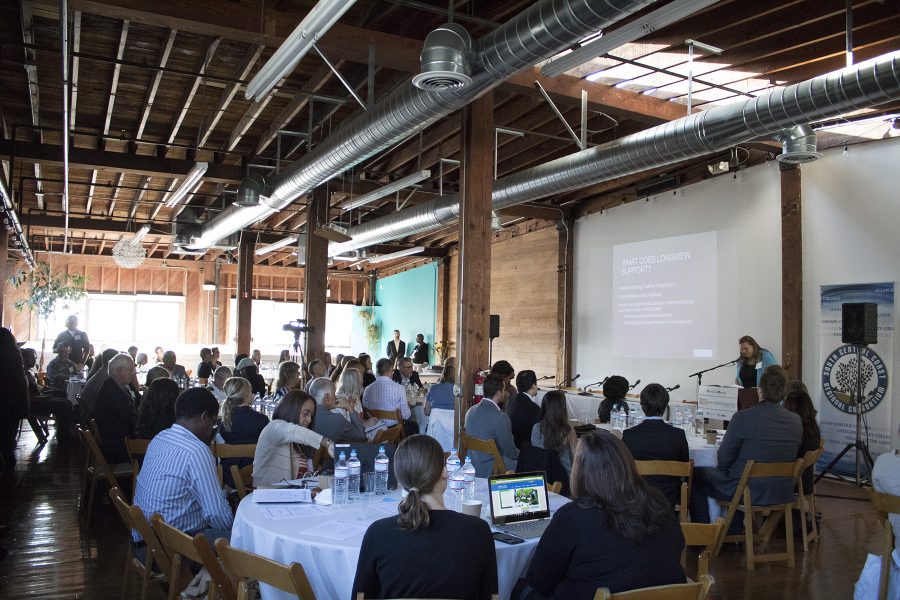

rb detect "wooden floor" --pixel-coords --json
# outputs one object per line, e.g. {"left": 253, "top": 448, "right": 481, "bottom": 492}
{"left": 0, "top": 427, "right": 883, "bottom": 599}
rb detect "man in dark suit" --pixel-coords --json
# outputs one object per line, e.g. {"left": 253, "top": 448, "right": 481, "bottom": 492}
{"left": 689, "top": 366, "right": 802, "bottom": 523}
{"left": 506, "top": 370, "right": 541, "bottom": 449}
{"left": 622, "top": 383, "right": 689, "bottom": 508}
{"left": 94, "top": 353, "right": 139, "bottom": 465}
{"left": 464, "top": 374, "right": 518, "bottom": 477}
{"left": 385, "top": 330, "right": 406, "bottom": 366}
{"left": 310, "top": 378, "right": 366, "bottom": 443}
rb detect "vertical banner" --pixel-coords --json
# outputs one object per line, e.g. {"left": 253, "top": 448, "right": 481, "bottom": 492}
{"left": 818, "top": 283, "right": 894, "bottom": 478}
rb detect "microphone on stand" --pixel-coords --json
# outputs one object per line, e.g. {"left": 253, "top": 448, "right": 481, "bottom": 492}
{"left": 536, "top": 375, "right": 554, "bottom": 382}
{"left": 628, "top": 379, "right": 641, "bottom": 390}
{"left": 582, "top": 376, "right": 608, "bottom": 392}
{"left": 665, "top": 384, "right": 681, "bottom": 392}
{"left": 557, "top": 374, "right": 581, "bottom": 389}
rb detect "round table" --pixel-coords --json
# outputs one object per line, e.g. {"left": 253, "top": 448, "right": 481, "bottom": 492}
{"left": 231, "top": 479, "right": 569, "bottom": 600}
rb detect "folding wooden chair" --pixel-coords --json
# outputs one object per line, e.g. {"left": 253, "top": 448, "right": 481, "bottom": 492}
{"left": 125, "top": 437, "right": 152, "bottom": 497}
{"left": 549, "top": 481, "right": 563, "bottom": 494}
{"left": 681, "top": 519, "right": 724, "bottom": 580}
{"left": 215, "top": 538, "right": 317, "bottom": 600}
{"left": 366, "top": 407, "right": 406, "bottom": 440}
{"left": 713, "top": 459, "right": 803, "bottom": 570}
{"left": 869, "top": 488, "right": 900, "bottom": 600}
{"left": 355, "top": 595, "right": 499, "bottom": 600}
{"left": 635, "top": 459, "right": 694, "bottom": 522}
{"left": 796, "top": 444, "right": 824, "bottom": 552}
{"left": 211, "top": 443, "right": 257, "bottom": 487}
{"left": 231, "top": 464, "right": 254, "bottom": 501}
{"left": 108, "top": 487, "right": 163, "bottom": 600}
{"left": 372, "top": 425, "right": 403, "bottom": 445}
{"left": 151, "top": 514, "right": 238, "bottom": 600}
{"left": 460, "top": 430, "right": 507, "bottom": 475}
{"left": 594, "top": 574, "right": 714, "bottom": 599}
{"left": 79, "top": 426, "right": 134, "bottom": 528}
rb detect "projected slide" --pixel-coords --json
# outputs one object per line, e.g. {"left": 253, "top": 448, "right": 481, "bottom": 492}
{"left": 612, "top": 231, "right": 717, "bottom": 359}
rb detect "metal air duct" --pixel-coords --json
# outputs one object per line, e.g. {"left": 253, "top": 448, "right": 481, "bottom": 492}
{"left": 776, "top": 124, "right": 822, "bottom": 164}
{"left": 412, "top": 23, "right": 475, "bottom": 91}
{"left": 188, "top": 0, "right": 659, "bottom": 249}
{"left": 326, "top": 51, "right": 900, "bottom": 255}
{"left": 235, "top": 174, "right": 272, "bottom": 207}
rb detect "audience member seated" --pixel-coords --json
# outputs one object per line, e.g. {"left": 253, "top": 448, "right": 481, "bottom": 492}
{"left": 234, "top": 353, "right": 248, "bottom": 368}
{"left": 689, "top": 365, "right": 802, "bottom": 523}
{"left": 530, "top": 390, "right": 576, "bottom": 485}
{"left": 323, "top": 352, "right": 333, "bottom": 374}
{"left": 135, "top": 352, "right": 148, "bottom": 369}
{"left": 252, "top": 391, "right": 334, "bottom": 486}
{"left": 363, "top": 358, "right": 418, "bottom": 437}
{"left": 153, "top": 346, "right": 164, "bottom": 364}
{"left": 277, "top": 349, "right": 291, "bottom": 364}
{"left": 464, "top": 373, "right": 518, "bottom": 477}
{"left": 211, "top": 347, "right": 222, "bottom": 368}
{"left": 235, "top": 357, "right": 267, "bottom": 397}
{"left": 489, "top": 360, "right": 517, "bottom": 410}
{"left": 336, "top": 366, "right": 365, "bottom": 418}
{"left": 873, "top": 430, "right": 900, "bottom": 550}
{"left": 307, "top": 358, "right": 327, "bottom": 380}
{"left": 393, "top": 357, "right": 426, "bottom": 433}
{"left": 144, "top": 365, "right": 170, "bottom": 388}
{"left": 597, "top": 375, "right": 630, "bottom": 423}
{"left": 311, "top": 377, "right": 367, "bottom": 443}
{"left": 514, "top": 431, "right": 685, "bottom": 599}
{"left": 273, "top": 361, "right": 301, "bottom": 401}
{"left": 784, "top": 380, "right": 822, "bottom": 496}
{"left": 127, "top": 346, "right": 138, "bottom": 361}
{"left": 410, "top": 333, "right": 429, "bottom": 369}
{"left": 94, "top": 353, "right": 140, "bottom": 464}
{"left": 425, "top": 364, "right": 456, "bottom": 412}
{"left": 357, "top": 353, "right": 376, "bottom": 387}
{"left": 21, "top": 347, "right": 77, "bottom": 443}
{"left": 161, "top": 350, "right": 188, "bottom": 381}
{"left": 196, "top": 347, "right": 215, "bottom": 381}
{"left": 352, "top": 435, "right": 497, "bottom": 600}
{"left": 507, "top": 370, "right": 541, "bottom": 449}
{"left": 218, "top": 377, "right": 269, "bottom": 487}
{"left": 332, "top": 353, "right": 345, "bottom": 375}
{"left": 622, "top": 384, "right": 690, "bottom": 509}
{"left": 0, "top": 327, "right": 28, "bottom": 477}
{"left": 251, "top": 349, "right": 262, "bottom": 366}
{"left": 134, "top": 388, "right": 233, "bottom": 544}
{"left": 135, "top": 378, "right": 178, "bottom": 440}
{"left": 45, "top": 342, "right": 78, "bottom": 391}
{"left": 80, "top": 348, "right": 120, "bottom": 417}
{"left": 208, "top": 366, "right": 232, "bottom": 403}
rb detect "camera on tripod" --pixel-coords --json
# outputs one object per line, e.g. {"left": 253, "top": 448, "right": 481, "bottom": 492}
{"left": 282, "top": 319, "right": 312, "bottom": 335}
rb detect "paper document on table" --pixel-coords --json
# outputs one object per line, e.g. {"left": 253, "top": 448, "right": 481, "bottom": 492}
{"left": 302, "top": 519, "right": 369, "bottom": 541}
{"left": 260, "top": 504, "right": 327, "bottom": 520}
{"left": 253, "top": 488, "right": 313, "bottom": 503}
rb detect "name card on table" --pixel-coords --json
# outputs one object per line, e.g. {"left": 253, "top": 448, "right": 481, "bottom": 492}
{"left": 697, "top": 385, "right": 740, "bottom": 421}
{"left": 253, "top": 488, "right": 313, "bottom": 503}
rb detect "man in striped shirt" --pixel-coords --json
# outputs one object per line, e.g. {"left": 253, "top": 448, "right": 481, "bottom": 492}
{"left": 362, "top": 358, "right": 418, "bottom": 436}
{"left": 133, "top": 388, "right": 232, "bottom": 542}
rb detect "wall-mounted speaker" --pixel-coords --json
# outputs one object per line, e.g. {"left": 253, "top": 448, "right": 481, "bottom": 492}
{"left": 842, "top": 302, "right": 878, "bottom": 345}
{"left": 489, "top": 314, "right": 500, "bottom": 339}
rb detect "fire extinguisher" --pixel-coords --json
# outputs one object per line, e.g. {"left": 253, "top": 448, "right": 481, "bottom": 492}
{"left": 472, "top": 370, "right": 486, "bottom": 404}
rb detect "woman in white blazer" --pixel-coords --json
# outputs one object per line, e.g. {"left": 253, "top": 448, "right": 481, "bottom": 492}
{"left": 252, "top": 390, "right": 334, "bottom": 486}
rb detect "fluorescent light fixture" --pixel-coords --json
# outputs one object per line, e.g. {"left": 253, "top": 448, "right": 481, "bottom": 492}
{"left": 540, "top": 0, "right": 721, "bottom": 78}
{"left": 164, "top": 162, "right": 208, "bottom": 208}
{"left": 366, "top": 246, "right": 425, "bottom": 264}
{"left": 245, "top": 0, "right": 358, "bottom": 101}
{"left": 255, "top": 235, "right": 298, "bottom": 256}
{"left": 202, "top": 283, "right": 216, "bottom": 291}
{"left": 127, "top": 225, "right": 151, "bottom": 246}
{"left": 342, "top": 170, "right": 431, "bottom": 212}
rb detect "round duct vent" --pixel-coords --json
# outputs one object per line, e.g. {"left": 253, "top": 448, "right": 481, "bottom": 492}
{"left": 776, "top": 124, "right": 822, "bottom": 164}
{"left": 413, "top": 23, "right": 474, "bottom": 91}
{"left": 235, "top": 174, "right": 270, "bottom": 207}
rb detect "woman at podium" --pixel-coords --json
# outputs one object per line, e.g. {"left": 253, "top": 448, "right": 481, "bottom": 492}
{"left": 735, "top": 335, "right": 777, "bottom": 388}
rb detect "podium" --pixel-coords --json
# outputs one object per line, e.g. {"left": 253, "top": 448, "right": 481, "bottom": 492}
{"left": 698, "top": 385, "right": 759, "bottom": 421}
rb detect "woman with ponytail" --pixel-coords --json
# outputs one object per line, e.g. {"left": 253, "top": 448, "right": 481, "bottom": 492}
{"left": 352, "top": 435, "right": 497, "bottom": 600}
{"left": 218, "top": 377, "right": 269, "bottom": 487}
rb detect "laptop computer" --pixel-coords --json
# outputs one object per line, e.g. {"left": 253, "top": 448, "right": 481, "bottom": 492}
{"left": 487, "top": 471, "right": 552, "bottom": 539}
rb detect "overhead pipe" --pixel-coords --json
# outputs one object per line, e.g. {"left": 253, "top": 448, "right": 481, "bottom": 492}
{"left": 60, "top": 0, "right": 70, "bottom": 252}
{"left": 188, "top": 0, "right": 659, "bottom": 249}
{"left": 326, "top": 51, "right": 900, "bottom": 255}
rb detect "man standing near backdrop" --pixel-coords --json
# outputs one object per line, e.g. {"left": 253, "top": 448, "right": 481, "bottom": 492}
{"left": 386, "top": 330, "right": 406, "bottom": 367}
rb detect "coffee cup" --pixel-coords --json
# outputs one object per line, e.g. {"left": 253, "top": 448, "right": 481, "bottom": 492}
{"left": 461, "top": 500, "right": 482, "bottom": 517}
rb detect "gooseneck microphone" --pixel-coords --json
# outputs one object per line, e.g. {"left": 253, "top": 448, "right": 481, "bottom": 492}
{"left": 557, "top": 373, "right": 581, "bottom": 389}
{"left": 665, "top": 384, "right": 681, "bottom": 392}
{"left": 628, "top": 379, "right": 641, "bottom": 390}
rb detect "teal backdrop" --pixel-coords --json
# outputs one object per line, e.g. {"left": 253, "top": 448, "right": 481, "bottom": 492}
{"left": 352, "top": 263, "right": 437, "bottom": 364}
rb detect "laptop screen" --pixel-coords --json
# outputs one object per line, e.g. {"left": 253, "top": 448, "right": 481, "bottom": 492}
{"left": 488, "top": 471, "right": 551, "bottom": 524}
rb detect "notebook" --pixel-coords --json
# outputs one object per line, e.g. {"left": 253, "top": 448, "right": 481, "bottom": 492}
{"left": 487, "top": 471, "right": 552, "bottom": 539}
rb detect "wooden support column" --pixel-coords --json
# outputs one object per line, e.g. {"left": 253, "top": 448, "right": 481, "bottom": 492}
{"left": 304, "top": 186, "right": 329, "bottom": 365}
{"left": 556, "top": 217, "right": 574, "bottom": 383}
{"left": 0, "top": 227, "right": 7, "bottom": 326}
{"left": 435, "top": 256, "right": 451, "bottom": 361}
{"left": 235, "top": 232, "right": 254, "bottom": 355}
{"left": 456, "top": 91, "right": 494, "bottom": 430}
{"left": 781, "top": 165, "right": 802, "bottom": 379}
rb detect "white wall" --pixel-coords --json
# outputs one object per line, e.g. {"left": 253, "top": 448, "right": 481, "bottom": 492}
{"left": 573, "top": 160, "right": 783, "bottom": 404}
{"left": 802, "top": 137, "right": 900, "bottom": 446}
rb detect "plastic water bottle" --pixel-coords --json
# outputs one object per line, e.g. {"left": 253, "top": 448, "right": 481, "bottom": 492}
{"left": 448, "top": 468, "right": 465, "bottom": 512}
{"left": 615, "top": 407, "right": 625, "bottom": 430}
{"left": 334, "top": 452, "right": 349, "bottom": 505}
{"left": 374, "top": 446, "right": 389, "bottom": 495}
{"left": 694, "top": 408, "right": 705, "bottom": 436}
{"left": 672, "top": 407, "right": 682, "bottom": 428}
{"left": 633, "top": 406, "right": 644, "bottom": 427}
{"left": 347, "top": 449, "right": 361, "bottom": 502}
{"left": 446, "top": 448, "right": 461, "bottom": 475}
{"left": 461, "top": 456, "right": 477, "bottom": 502}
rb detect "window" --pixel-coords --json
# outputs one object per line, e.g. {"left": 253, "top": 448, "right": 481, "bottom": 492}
{"left": 227, "top": 299, "right": 355, "bottom": 355}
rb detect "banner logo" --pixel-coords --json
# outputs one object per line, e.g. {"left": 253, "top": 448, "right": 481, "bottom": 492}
{"left": 821, "top": 344, "right": 889, "bottom": 414}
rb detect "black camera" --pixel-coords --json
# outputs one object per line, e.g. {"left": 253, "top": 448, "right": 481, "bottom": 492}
{"left": 282, "top": 319, "right": 312, "bottom": 335}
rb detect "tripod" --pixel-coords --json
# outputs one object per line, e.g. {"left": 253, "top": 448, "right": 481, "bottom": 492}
{"left": 815, "top": 344, "right": 875, "bottom": 487}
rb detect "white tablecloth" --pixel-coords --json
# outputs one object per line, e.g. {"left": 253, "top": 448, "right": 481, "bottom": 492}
{"left": 231, "top": 478, "right": 569, "bottom": 600}
{"left": 535, "top": 389, "right": 640, "bottom": 423}
{"left": 427, "top": 408, "right": 455, "bottom": 452}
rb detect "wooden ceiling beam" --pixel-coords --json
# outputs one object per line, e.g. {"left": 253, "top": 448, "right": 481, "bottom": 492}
{"left": 20, "top": 0, "right": 44, "bottom": 209}
{"left": 0, "top": 140, "right": 244, "bottom": 184}
{"left": 70, "top": 11, "right": 82, "bottom": 131}
{"left": 103, "top": 20, "right": 130, "bottom": 140}
{"left": 166, "top": 37, "right": 221, "bottom": 148}
{"left": 135, "top": 29, "right": 177, "bottom": 141}
{"left": 198, "top": 44, "right": 263, "bottom": 148}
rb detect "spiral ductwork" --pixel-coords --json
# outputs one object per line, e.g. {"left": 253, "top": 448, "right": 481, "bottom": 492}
{"left": 776, "top": 124, "right": 822, "bottom": 164}
{"left": 188, "top": 0, "right": 658, "bottom": 249}
{"left": 412, "top": 23, "right": 475, "bottom": 91}
{"left": 327, "top": 51, "right": 900, "bottom": 255}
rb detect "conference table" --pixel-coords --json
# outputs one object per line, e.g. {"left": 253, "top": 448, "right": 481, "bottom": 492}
{"left": 535, "top": 388, "right": 640, "bottom": 423}
{"left": 231, "top": 478, "right": 570, "bottom": 600}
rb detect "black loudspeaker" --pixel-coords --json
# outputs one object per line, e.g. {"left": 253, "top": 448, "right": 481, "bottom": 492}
{"left": 842, "top": 302, "right": 878, "bottom": 345}
{"left": 489, "top": 314, "right": 500, "bottom": 339}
